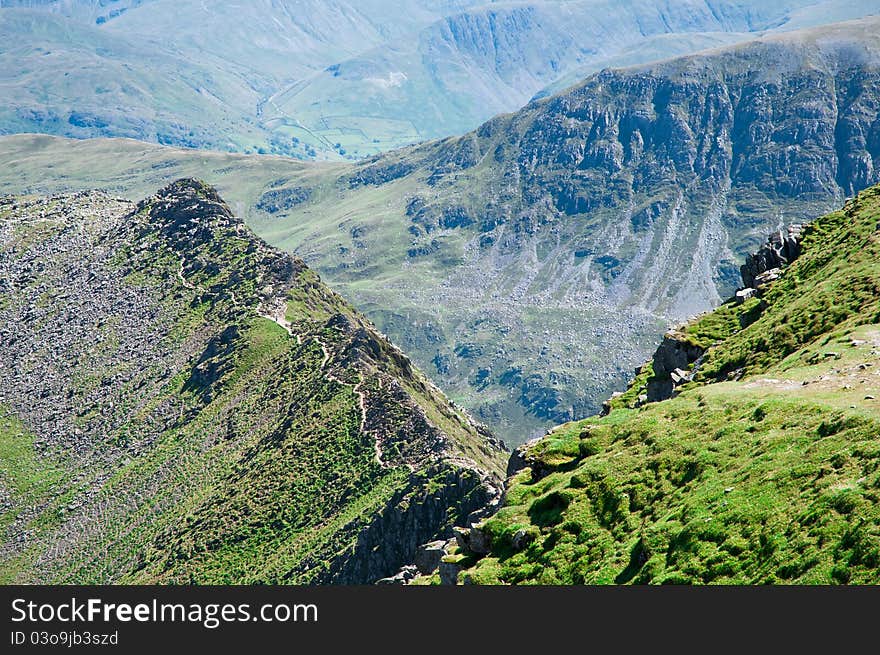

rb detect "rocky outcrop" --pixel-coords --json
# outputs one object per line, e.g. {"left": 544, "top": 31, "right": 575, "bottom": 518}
{"left": 625, "top": 218, "right": 805, "bottom": 406}
{"left": 645, "top": 333, "right": 705, "bottom": 402}
{"left": 740, "top": 225, "right": 803, "bottom": 289}
{"left": 414, "top": 540, "right": 448, "bottom": 574}
{"left": 255, "top": 186, "right": 311, "bottom": 214}
{"left": 506, "top": 436, "right": 544, "bottom": 477}
{"left": 302, "top": 463, "right": 501, "bottom": 584}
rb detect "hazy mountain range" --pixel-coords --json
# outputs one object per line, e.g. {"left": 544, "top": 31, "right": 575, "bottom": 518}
{"left": 2, "top": 0, "right": 878, "bottom": 158}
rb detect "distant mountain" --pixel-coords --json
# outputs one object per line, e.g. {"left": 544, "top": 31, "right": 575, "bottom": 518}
{"left": 0, "top": 0, "right": 482, "bottom": 156}
{"left": 2, "top": 0, "right": 878, "bottom": 157}
{"left": 0, "top": 179, "right": 505, "bottom": 583}
{"left": 231, "top": 18, "right": 880, "bottom": 444}
{"left": 2, "top": 19, "right": 879, "bottom": 447}
{"left": 455, "top": 184, "right": 880, "bottom": 584}
{"left": 276, "top": 0, "right": 880, "bottom": 156}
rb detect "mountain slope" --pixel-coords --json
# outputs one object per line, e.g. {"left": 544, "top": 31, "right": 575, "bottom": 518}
{"left": 3, "top": 19, "right": 880, "bottom": 446}
{"left": 0, "top": 1, "right": 482, "bottom": 157}
{"left": 0, "top": 9, "right": 272, "bottom": 152}
{"left": 256, "top": 18, "right": 880, "bottom": 442}
{"left": 0, "top": 179, "right": 505, "bottom": 584}
{"left": 453, "top": 183, "right": 880, "bottom": 584}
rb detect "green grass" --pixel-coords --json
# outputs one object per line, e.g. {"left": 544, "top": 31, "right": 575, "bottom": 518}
{"left": 0, "top": 408, "right": 65, "bottom": 525}
{"left": 695, "top": 189, "right": 880, "bottom": 383}
{"left": 684, "top": 296, "right": 763, "bottom": 349}
{"left": 466, "top": 385, "right": 880, "bottom": 584}
{"left": 461, "top": 184, "right": 880, "bottom": 584}
{"left": 0, "top": 407, "right": 69, "bottom": 582}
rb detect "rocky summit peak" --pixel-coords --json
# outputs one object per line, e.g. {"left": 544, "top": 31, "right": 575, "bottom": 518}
{"left": 137, "top": 178, "right": 239, "bottom": 245}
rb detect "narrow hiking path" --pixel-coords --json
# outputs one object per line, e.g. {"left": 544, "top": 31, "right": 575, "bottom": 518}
{"left": 176, "top": 257, "right": 197, "bottom": 291}
{"left": 177, "top": 258, "right": 385, "bottom": 467}
{"left": 258, "top": 302, "right": 303, "bottom": 344}
{"left": 313, "top": 334, "right": 382, "bottom": 466}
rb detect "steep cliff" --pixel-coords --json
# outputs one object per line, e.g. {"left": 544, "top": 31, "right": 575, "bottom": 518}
{"left": 0, "top": 179, "right": 506, "bottom": 584}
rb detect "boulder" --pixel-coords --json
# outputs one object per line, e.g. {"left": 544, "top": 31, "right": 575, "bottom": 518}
{"left": 414, "top": 540, "right": 448, "bottom": 574}
{"left": 646, "top": 333, "right": 704, "bottom": 402}
{"left": 735, "top": 287, "right": 756, "bottom": 303}
{"left": 670, "top": 367, "right": 690, "bottom": 384}
{"left": 506, "top": 437, "right": 542, "bottom": 477}
{"left": 453, "top": 525, "right": 491, "bottom": 555}
{"left": 439, "top": 560, "right": 462, "bottom": 585}
{"left": 754, "top": 268, "right": 781, "bottom": 288}
{"left": 651, "top": 333, "right": 704, "bottom": 379}
{"left": 376, "top": 565, "right": 419, "bottom": 585}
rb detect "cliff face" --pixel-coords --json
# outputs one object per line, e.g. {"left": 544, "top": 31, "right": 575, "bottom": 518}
{"left": 0, "top": 179, "right": 505, "bottom": 584}
{"left": 289, "top": 19, "right": 880, "bottom": 442}
{"left": 412, "top": 19, "right": 880, "bottom": 314}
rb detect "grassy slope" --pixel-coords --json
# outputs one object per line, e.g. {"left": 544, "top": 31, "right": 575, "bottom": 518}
{"left": 0, "top": 181, "right": 503, "bottom": 583}
{"left": 460, "top": 185, "right": 880, "bottom": 584}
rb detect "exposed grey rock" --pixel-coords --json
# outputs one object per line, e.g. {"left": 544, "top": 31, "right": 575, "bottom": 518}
{"left": 414, "top": 540, "right": 448, "bottom": 574}
{"left": 736, "top": 288, "right": 757, "bottom": 303}
{"left": 255, "top": 186, "right": 311, "bottom": 214}
{"left": 506, "top": 436, "right": 542, "bottom": 477}
{"left": 646, "top": 333, "right": 705, "bottom": 402}
{"left": 375, "top": 565, "right": 419, "bottom": 585}
{"left": 307, "top": 463, "right": 502, "bottom": 584}
{"left": 670, "top": 367, "right": 690, "bottom": 384}
{"left": 438, "top": 559, "right": 462, "bottom": 585}
{"left": 375, "top": 576, "right": 402, "bottom": 585}
{"left": 754, "top": 268, "right": 782, "bottom": 289}
{"left": 453, "top": 525, "right": 491, "bottom": 555}
{"left": 651, "top": 334, "right": 705, "bottom": 379}
{"left": 453, "top": 526, "right": 470, "bottom": 550}
{"left": 511, "top": 528, "right": 534, "bottom": 552}
{"left": 741, "top": 226, "right": 803, "bottom": 289}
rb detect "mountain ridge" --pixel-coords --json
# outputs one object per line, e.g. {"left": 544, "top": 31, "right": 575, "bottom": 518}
{"left": 0, "top": 179, "right": 506, "bottom": 583}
